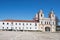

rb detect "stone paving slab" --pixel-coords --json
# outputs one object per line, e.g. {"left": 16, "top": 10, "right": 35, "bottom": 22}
{"left": 0, "top": 31, "right": 60, "bottom": 40}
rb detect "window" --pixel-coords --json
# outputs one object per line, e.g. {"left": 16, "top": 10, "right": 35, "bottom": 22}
{"left": 45, "top": 22, "right": 46, "bottom": 24}
{"left": 15, "top": 27, "right": 17, "bottom": 29}
{"left": 53, "top": 22, "right": 54, "bottom": 25}
{"left": 47, "top": 22, "right": 48, "bottom": 24}
{"left": 26, "top": 23, "right": 28, "bottom": 25}
{"left": 19, "top": 23, "right": 21, "bottom": 25}
{"left": 15, "top": 23, "right": 17, "bottom": 25}
{"left": 11, "top": 22, "right": 13, "bottom": 25}
{"left": 11, "top": 27, "right": 13, "bottom": 29}
{"left": 2, "top": 27, "right": 4, "bottom": 29}
{"left": 3, "top": 23, "right": 5, "bottom": 25}
{"left": 41, "top": 14, "right": 42, "bottom": 17}
{"left": 23, "top": 23, "right": 24, "bottom": 26}
{"left": 26, "top": 27, "right": 28, "bottom": 29}
{"left": 49, "top": 22, "right": 50, "bottom": 24}
{"left": 35, "top": 23, "right": 37, "bottom": 26}
{"left": 35, "top": 27, "right": 37, "bottom": 29}
{"left": 30, "top": 27, "right": 31, "bottom": 29}
{"left": 7, "top": 27, "right": 8, "bottom": 29}
{"left": 7, "top": 23, "right": 9, "bottom": 25}
{"left": 19, "top": 27, "right": 21, "bottom": 29}
{"left": 22, "top": 27, "right": 24, "bottom": 29}
{"left": 30, "top": 23, "right": 31, "bottom": 25}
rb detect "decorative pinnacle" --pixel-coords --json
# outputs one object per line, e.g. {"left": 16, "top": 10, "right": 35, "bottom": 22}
{"left": 50, "top": 10, "right": 54, "bottom": 14}
{"left": 39, "top": 9, "right": 43, "bottom": 14}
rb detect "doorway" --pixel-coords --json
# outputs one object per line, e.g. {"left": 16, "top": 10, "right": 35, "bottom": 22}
{"left": 45, "top": 27, "right": 50, "bottom": 32}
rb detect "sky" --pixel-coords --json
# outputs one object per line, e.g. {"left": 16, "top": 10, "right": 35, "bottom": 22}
{"left": 0, "top": 0, "right": 60, "bottom": 20}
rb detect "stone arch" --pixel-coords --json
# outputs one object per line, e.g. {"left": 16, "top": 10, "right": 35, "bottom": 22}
{"left": 45, "top": 27, "right": 50, "bottom": 32}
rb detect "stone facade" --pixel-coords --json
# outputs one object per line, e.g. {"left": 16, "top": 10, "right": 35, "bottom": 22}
{"left": 35, "top": 10, "right": 56, "bottom": 32}
{"left": 0, "top": 9, "right": 56, "bottom": 32}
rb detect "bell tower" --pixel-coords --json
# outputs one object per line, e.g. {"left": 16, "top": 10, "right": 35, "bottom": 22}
{"left": 35, "top": 13, "right": 39, "bottom": 21}
{"left": 49, "top": 10, "right": 56, "bottom": 32}
{"left": 38, "top": 9, "right": 44, "bottom": 20}
{"left": 49, "top": 10, "right": 55, "bottom": 20}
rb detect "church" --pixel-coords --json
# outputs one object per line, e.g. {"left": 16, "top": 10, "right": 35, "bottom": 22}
{"left": 0, "top": 10, "right": 56, "bottom": 32}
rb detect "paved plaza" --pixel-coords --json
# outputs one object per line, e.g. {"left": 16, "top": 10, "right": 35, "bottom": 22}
{"left": 0, "top": 31, "right": 60, "bottom": 40}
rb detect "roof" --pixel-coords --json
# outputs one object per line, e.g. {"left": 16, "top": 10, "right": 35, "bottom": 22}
{"left": 0, "top": 20, "right": 38, "bottom": 22}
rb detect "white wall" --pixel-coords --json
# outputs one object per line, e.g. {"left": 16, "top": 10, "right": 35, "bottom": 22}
{"left": 0, "top": 22, "right": 38, "bottom": 30}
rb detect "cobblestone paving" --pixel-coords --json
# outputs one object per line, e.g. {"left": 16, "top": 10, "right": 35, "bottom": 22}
{"left": 0, "top": 31, "right": 60, "bottom": 40}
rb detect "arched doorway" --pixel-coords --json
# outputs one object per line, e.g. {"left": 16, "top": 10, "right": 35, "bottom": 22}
{"left": 45, "top": 27, "right": 50, "bottom": 32}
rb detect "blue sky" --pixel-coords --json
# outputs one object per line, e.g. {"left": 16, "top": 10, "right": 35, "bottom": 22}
{"left": 0, "top": 0, "right": 60, "bottom": 20}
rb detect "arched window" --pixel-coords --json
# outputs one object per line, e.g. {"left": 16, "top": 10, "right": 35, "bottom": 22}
{"left": 15, "top": 27, "right": 17, "bottom": 29}
{"left": 2, "top": 27, "right": 4, "bottom": 29}
{"left": 3, "top": 23, "right": 5, "bottom": 25}
{"left": 49, "top": 22, "right": 50, "bottom": 24}
{"left": 11, "top": 27, "right": 13, "bottom": 29}
{"left": 19, "top": 27, "right": 21, "bottom": 29}
{"left": 22, "top": 27, "right": 24, "bottom": 29}
{"left": 35, "top": 27, "right": 37, "bottom": 29}
{"left": 53, "top": 22, "right": 54, "bottom": 25}
{"left": 23, "top": 23, "right": 24, "bottom": 26}
{"left": 7, "top": 27, "right": 8, "bottom": 29}
{"left": 41, "top": 14, "right": 42, "bottom": 17}
{"left": 15, "top": 23, "right": 17, "bottom": 25}
{"left": 7, "top": 23, "right": 9, "bottom": 25}
{"left": 30, "top": 27, "right": 31, "bottom": 29}
{"left": 47, "top": 22, "right": 48, "bottom": 24}
{"left": 35, "top": 23, "right": 37, "bottom": 26}
{"left": 11, "top": 22, "right": 13, "bottom": 25}
{"left": 19, "top": 23, "right": 21, "bottom": 25}
{"left": 30, "top": 23, "right": 31, "bottom": 25}
{"left": 45, "top": 22, "right": 46, "bottom": 24}
{"left": 26, "top": 23, "right": 28, "bottom": 25}
{"left": 26, "top": 27, "right": 28, "bottom": 29}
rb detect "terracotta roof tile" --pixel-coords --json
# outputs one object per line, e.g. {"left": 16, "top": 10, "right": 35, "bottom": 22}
{"left": 0, "top": 20, "right": 38, "bottom": 22}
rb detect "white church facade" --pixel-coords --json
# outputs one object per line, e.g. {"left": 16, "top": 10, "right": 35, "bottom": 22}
{"left": 0, "top": 10, "right": 56, "bottom": 32}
